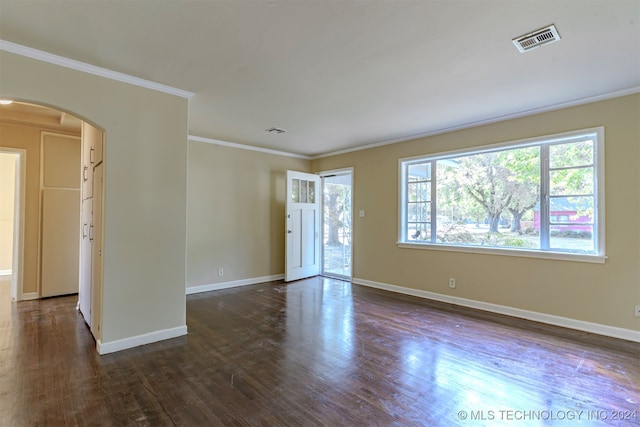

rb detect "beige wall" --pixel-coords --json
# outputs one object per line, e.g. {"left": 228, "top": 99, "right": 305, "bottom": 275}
{"left": 0, "top": 153, "right": 16, "bottom": 272}
{"left": 1, "top": 51, "right": 189, "bottom": 344}
{"left": 187, "top": 141, "right": 310, "bottom": 288}
{"left": 312, "top": 93, "right": 640, "bottom": 332}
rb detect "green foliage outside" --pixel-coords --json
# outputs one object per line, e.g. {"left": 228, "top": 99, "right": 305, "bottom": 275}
{"left": 409, "top": 139, "right": 595, "bottom": 251}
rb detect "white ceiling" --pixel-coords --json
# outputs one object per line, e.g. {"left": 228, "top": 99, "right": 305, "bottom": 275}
{"left": 1, "top": 1, "right": 638, "bottom": 157}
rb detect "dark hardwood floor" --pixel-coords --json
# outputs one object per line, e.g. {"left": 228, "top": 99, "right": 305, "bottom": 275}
{"left": 1, "top": 276, "right": 638, "bottom": 426}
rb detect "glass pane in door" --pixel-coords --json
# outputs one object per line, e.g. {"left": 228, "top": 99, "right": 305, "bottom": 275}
{"left": 322, "top": 172, "right": 352, "bottom": 278}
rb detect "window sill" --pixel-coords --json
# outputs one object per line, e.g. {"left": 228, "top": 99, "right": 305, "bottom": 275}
{"left": 396, "top": 242, "right": 607, "bottom": 264}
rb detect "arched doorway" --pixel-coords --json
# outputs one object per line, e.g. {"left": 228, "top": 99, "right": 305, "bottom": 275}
{"left": 0, "top": 100, "right": 104, "bottom": 339}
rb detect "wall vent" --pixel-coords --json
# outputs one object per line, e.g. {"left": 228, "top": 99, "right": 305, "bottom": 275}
{"left": 513, "top": 24, "right": 560, "bottom": 53}
{"left": 265, "top": 127, "right": 287, "bottom": 134}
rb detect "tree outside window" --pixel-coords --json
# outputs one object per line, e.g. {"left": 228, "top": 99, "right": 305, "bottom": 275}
{"left": 400, "top": 129, "right": 602, "bottom": 256}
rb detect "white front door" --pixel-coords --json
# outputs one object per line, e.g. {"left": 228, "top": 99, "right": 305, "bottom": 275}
{"left": 285, "top": 170, "right": 321, "bottom": 282}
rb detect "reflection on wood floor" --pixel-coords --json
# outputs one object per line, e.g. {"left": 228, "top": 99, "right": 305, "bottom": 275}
{"left": 1, "top": 276, "right": 638, "bottom": 426}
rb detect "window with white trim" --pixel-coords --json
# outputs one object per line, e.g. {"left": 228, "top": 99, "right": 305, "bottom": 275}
{"left": 399, "top": 128, "right": 604, "bottom": 260}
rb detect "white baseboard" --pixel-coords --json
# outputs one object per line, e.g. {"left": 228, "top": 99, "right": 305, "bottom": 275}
{"left": 97, "top": 325, "right": 188, "bottom": 355}
{"left": 20, "top": 292, "right": 39, "bottom": 301}
{"left": 186, "top": 274, "right": 285, "bottom": 295}
{"left": 0, "top": 269, "right": 11, "bottom": 276}
{"left": 352, "top": 277, "right": 640, "bottom": 343}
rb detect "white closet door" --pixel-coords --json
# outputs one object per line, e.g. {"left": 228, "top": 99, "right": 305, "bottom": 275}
{"left": 41, "top": 189, "right": 80, "bottom": 297}
{"left": 78, "top": 198, "right": 92, "bottom": 324}
{"left": 40, "top": 133, "right": 81, "bottom": 298}
{"left": 90, "top": 163, "right": 103, "bottom": 337}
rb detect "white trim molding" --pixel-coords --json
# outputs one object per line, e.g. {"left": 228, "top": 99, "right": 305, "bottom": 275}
{"left": 20, "top": 292, "right": 39, "bottom": 301}
{"left": 396, "top": 242, "right": 607, "bottom": 264}
{"left": 0, "top": 147, "right": 26, "bottom": 302}
{"left": 186, "top": 274, "right": 285, "bottom": 295}
{"left": 312, "top": 86, "right": 640, "bottom": 159}
{"left": 188, "top": 135, "right": 310, "bottom": 160}
{"left": 0, "top": 39, "right": 195, "bottom": 99}
{"left": 352, "top": 277, "right": 640, "bottom": 343}
{"left": 97, "top": 325, "right": 188, "bottom": 355}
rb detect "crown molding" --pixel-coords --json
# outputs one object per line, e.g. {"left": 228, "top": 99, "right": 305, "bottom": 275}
{"left": 188, "top": 135, "right": 311, "bottom": 160}
{"left": 311, "top": 86, "right": 640, "bottom": 159}
{"left": 0, "top": 39, "right": 195, "bottom": 99}
{"left": 192, "top": 83, "right": 638, "bottom": 161}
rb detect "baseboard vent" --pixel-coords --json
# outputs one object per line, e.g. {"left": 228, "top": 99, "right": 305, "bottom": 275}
{"left": 513, "top": 24, "right": 561, "bottom": 53}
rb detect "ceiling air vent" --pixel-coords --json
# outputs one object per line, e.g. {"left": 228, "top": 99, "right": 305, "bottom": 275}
{"left": 265, "top": 127, "right": 287, "bottom": 134}
{"left": 512, "top": 24, "right": 560, "bottom": 53}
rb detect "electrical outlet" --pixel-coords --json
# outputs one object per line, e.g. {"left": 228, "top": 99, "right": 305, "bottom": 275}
{"left": 635, "top": 305, "right": 640, "bottom": 318}
{"left": 218, "top": 267, "right": 224, "bottom": 277}
{"left": 449, "top": 278, "right": 456, "bottom": 289}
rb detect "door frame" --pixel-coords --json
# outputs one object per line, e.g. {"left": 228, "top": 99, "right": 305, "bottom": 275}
{"left": 319, "top": 167, "right": 354, "bottom": 280}
{"left": 0, "top": 148, "right": 26, "bottom": 302}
